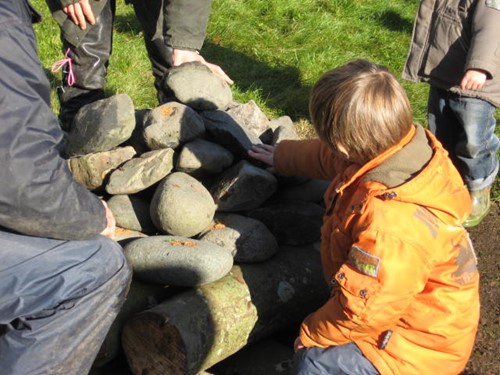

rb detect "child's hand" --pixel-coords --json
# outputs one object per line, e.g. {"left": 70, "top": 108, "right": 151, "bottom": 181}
{"left": 248, "top": 144, "right": 275, "bottom": 172}
{"left": 294, "top": 337, "right": 305, "bottom": 352}
{"left": 63, "top": 0, "right": 95, "bottom": 30}
{"left": 460, "top": 69, "right": 487, "bottom": 91}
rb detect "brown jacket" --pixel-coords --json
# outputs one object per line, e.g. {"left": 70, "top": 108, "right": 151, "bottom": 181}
{"left": 403, "top": 0, "right": 500, "bottom": 106}
{"left": 275, "top": 125, "right": 479, "bottom": 375}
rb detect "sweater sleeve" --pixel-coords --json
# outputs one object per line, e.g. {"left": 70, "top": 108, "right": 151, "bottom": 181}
{"left": 165, "top": 0, "right": 212, "bottom": 50}
{"left": 465, "top": 1, "right": 500, "bottom": 78}
{"left": 274, "top": 139, "right": 342, "bottom": 181}
{"left": 0, "top": 13, "right": 106, "bottom": 240}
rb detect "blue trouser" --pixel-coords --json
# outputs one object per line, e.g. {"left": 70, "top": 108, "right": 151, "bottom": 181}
{"left": 428, "top": 87, "right": 499, "bottom": 191}
{"left": 293, "top": 342, "right": 379, "bottom": 375}
{"left": 0, "top": 231, "right": 131, "bottom": 375}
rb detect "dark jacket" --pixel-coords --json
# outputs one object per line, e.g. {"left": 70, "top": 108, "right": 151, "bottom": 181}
{"left": 403, "top": 0, "right": 500, "bottom": 106}
{"left": 0, "top": 0, "right": 106, "bottom": 240}
{"left": 44, "top": 0, "right": 212, "bottom": 49}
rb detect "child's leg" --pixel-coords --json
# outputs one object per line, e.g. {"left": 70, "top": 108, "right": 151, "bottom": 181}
{"left": 293, "top": 342, "right": 379, "bottom": 375}
{"left": 428, "top": 87, "right": 499, "bottom": 191}
{"left": 57, "top": 0, "right": 116, "bottom": 130}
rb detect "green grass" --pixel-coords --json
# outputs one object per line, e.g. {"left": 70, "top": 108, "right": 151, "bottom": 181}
{"left": 31, "top": 0, "right": 499, "bottom": 199}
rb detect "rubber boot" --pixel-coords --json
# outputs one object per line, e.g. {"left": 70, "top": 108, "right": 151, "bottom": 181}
{"left": 463, "top": 185, "right": 492, "bottom": 228}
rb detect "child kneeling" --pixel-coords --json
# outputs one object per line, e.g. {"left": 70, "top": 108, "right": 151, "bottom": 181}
{"left": 250, "top": 59, "right": 480, "bottom": 375}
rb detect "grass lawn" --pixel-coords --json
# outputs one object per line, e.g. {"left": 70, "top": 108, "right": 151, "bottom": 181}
{"left": 31, "top": 0, "right": 499, "bottom": 199}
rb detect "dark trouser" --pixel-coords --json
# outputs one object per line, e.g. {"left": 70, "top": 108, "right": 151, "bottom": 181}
{"left": 57, "top": 0, "right": 174, "bottom": 129}
{"left": 293, "top": 342, "right": 379, "bottom": 375}
{"left": 0, "top": 231, "right": 131, "bottom": 375}
{"left": 58, "top": 0, "right": 115, "bottom": 129}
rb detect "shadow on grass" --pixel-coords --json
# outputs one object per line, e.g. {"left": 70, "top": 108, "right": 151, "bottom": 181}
{"left": 374, "top": 9, "right": 413, "bottom": 33}
{"left": 113, "top": 12, "right": 312, "bottom": 122}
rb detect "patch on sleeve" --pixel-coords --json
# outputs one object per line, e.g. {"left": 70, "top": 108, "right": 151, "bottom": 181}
{"left": 348, "top": 246, "right": 380, "bottom": 277}
{"left": 486, "top": 0, "right": 500, "bottom": 10}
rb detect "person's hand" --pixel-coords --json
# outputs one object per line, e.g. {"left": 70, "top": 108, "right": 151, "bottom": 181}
{"left": 294, "top": 337, "right": 305, "bottom": 352}
{"left": 248, "top": 144, "right": 276, "bottom": 172}
{"left": 460, "top": 69, "right": 488, "bottom": 91}
{"left": 100, "top": 200, "right": 116, "bottom": 240}
{"left": 172, "top": 48, "right": 234, "bottom": 86}
{"left": 63, "top": 0, "right": 95, "bottom": 30}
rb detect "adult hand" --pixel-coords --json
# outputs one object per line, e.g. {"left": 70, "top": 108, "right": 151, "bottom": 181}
{"left": 100, "top": 200, "right": 116, "bottom": 240}
{"left": 294, "top": 337, "right": 305, "bottom": 352}
{"left": 460, "top": 69, "right": 487, "bottom": 91}
{"left": 172, "top": 48, "right": 234, "bottom": 86}
{"left": 248, "top": 144, "right": 276, "bottom": 172}
{"left": 63, "top": 0, "right": 95, "bottom": 30}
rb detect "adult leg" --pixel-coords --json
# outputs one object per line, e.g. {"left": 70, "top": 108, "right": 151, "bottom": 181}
{"left": 128, "top": 0, "right": 177, "bottom": 104}
{"left": 0, "top": 231, "right": 131, "bottom": 375}
{"left": 57, "top": 0, "right": 116, "bottom": 130}
{"left": 293, "top": 342, "right": 379, "bottom": 375}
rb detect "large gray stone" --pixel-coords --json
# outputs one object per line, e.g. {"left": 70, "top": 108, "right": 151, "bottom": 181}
{"left": 105, "top": 148, "right": 175, "bottom": 195}
{"left": 123, "top": 235, "right": 233, "bottom": 286}
{"left": 176, "top": 138, "right": 234, "bottom": 177}
{"left": 163, "top": 61, "right": 233, "bottom": 111}
{"left": 142, "top": 102, "right": 205, "bottom": 150}
{"left": 210, "top": 160, "right": 278, "bottom": 212}
{"left": 68, "top": 146, "right": 136, "bottom": 191}
{"left": 65, "top": 94, "right": 136, "bottom": 156}
{"left": 200, "top": 213, "right": 278, "bottom": 263}
{"left": 150, "top": 172, "right": 216, "bottom": 237}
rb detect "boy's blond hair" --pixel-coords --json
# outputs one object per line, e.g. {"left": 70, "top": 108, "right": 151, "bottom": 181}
{"left": 309, "top": 59, "right": 413, "bottom": 164}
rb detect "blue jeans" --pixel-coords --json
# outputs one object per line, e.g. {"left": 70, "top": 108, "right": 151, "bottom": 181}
{"left": 0, "top": 232, "right": 131, "bottom": 375}
{"left": 293, "top": 342, "right": 379, "bottom": 375}
{"left": 428, "top": 87, "right": 499, "bottom": 191}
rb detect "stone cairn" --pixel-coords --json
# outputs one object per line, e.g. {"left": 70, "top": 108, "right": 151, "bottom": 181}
{"left": 67, "top": 62, "right": 330, "bottom": 374}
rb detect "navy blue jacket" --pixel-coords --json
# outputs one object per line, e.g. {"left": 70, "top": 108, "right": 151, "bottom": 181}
{"left": 0, "top": 0, "right": 106, "bottom": 240}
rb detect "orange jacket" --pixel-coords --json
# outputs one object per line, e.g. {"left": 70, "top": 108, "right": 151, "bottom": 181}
{"left": 274, "top": 125, "right": 480, "bottom": 375}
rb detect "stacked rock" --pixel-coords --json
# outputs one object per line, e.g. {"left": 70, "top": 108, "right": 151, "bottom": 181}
{"left": 66, "top": 62, "right": 329, "bottom": 369}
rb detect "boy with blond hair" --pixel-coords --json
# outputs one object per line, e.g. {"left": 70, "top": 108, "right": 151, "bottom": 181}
{"left": 250, "top": 59, "right": 480, "bottom": 375}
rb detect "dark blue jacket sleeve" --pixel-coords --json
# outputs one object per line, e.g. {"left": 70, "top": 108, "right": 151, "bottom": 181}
{"left": 0, "top": 0, "right": 106, "bottom": 240}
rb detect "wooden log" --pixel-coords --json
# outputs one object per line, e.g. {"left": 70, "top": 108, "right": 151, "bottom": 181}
{"left": 122, "top": 244, "right": 329, "bottom": 375}
{"left": 92, "top": 279, "right": 176, "bottom": 367}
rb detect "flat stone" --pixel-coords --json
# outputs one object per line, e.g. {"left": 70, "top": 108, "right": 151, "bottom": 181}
{"left": 226, "top": 100, "right": 271, "bottom": 139}
{"left": 176, "top": 138, "right": 234, "bottom": 177}
{"left": 106, "top": 148, "right": 175, "bottom": 195}
{"left": 107, "top": 194, "right": 157, "bottom": 234}
{"left": 202, "top": 110, "right": 263, "bottom": 162}
{"left": 123, "top": 235, "right": 233, "bottom": 286}
{"left": 68, "top": 146, "right": 136, "bottom": 191}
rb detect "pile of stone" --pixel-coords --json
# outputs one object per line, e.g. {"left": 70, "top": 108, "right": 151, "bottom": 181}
{"left": 67, "top": 62, "right": 329, "bottom": 374}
